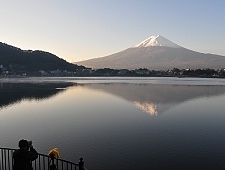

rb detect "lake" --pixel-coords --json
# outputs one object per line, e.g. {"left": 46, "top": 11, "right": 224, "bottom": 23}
{"left": 1, "top": 77, "right": 225, "bottom": 170}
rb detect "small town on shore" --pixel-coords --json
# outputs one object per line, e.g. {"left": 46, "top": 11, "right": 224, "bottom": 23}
{"left": 1, "top": 64, "right": 225, "bottom": 78}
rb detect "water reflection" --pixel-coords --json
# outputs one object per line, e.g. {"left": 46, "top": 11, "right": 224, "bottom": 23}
{"left": 1, "top": 80, "right": 225, "bottom": 170}
{"left": 2, "top": 81, "right": 225, "bottom": 116}
{"left": 82, "top": 83, "right": 225, "bottom": 115}
{"left": 0, "top": 82, "right": 75, "bottom": 108}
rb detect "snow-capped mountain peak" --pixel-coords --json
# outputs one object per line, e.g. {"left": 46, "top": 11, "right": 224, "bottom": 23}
{"left": 75, "top": 34, "right": 225, "bottom": 70}
{"left": 134, "top": 35, "right": 181, "bottom": 48}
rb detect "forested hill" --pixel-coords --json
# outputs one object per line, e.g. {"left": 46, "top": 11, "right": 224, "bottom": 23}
{"left": 0, "top": 42, "right": 85, "bottom": 72}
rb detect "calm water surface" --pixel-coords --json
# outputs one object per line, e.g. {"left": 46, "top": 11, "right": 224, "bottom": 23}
{"left": 1, "top": 77, "right": 225, "bottom": 170}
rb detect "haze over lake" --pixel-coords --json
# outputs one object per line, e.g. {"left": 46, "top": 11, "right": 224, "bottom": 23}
{"left": 1, "top": 77, "right": 225, "bottom": 170}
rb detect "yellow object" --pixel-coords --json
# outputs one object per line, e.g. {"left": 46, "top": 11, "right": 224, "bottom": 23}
{"left": 48, "top": 148, "right": 60, "bottom": 159}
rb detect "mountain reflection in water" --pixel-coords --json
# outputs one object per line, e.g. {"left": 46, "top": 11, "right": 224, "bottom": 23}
{"left": 82, "top": 83, "right": 225, "bottom": 115}
{"left": 0, "top": 82, "right": 75, "bottom": 108}
{"left": 2, "top": 81, "right": 225, "bottom": 116}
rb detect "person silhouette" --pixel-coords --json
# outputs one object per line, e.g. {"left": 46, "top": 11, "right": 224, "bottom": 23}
{"left": 13, "top": 139, "right": 38, "bottom": 170}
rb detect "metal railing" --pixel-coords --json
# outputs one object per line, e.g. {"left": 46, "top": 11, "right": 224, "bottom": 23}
{"left": 0, "top": 147, "right": 85, "bottom": 170}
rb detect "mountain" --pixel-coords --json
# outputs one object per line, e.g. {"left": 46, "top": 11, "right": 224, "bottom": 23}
{"left": 75, "top": 35, "right": 225, "bottom": 70}
{"left": 0, "top": 42, "right": 85, "bottom": 72}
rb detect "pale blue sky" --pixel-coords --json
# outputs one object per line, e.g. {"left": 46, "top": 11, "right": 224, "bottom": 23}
{"left": 0, "top": 0, "right": 224, "bottom": 62}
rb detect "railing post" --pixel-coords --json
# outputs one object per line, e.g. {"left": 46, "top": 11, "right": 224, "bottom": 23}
{"left": 49, "top": 154, "right": 57, "bottom": 170}
{"left": 79, "top": 157, "right": 84, "bottom": 170}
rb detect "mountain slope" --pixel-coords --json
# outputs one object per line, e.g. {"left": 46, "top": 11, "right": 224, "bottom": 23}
{"left": 0, "top": 42, "right": 85, "bottom": 72}
{"left": 75, "top": 35, "right": 225, "bottom": 70}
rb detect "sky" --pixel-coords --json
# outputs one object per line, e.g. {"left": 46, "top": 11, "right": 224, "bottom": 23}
{"left": 0, "top": 0, "right": 225, "bottom": 63}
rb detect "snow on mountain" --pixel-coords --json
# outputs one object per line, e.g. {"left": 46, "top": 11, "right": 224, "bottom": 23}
{"left": 134, "top": 35, "right": 181, "bottom": 48}
{"left": 74, "top": 35, "right": 225, "bottom": 70}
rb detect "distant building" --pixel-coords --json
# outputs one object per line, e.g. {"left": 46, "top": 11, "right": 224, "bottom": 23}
{"left": 135, "top": 68, "right": 150, "bottom": 75}
{"left": 39, "top": 70, "right": 48, "bottom": 76}
{"left": 117, "top": 69, "right": 129, "bottom": 75}
{"left": 76, "top": 68, "right": 92, "bottom": 75}
{"left": 50, "top": 69, "right": 61, "bottom": 74}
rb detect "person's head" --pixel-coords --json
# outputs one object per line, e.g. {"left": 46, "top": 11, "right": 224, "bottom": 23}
{"left": 18, "top": 139, "right": 28, "bottom": 149}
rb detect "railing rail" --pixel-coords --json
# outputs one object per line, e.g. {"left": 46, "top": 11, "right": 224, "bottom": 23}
{"left": 0, "top": 147, "right": 85, "bottom": 170}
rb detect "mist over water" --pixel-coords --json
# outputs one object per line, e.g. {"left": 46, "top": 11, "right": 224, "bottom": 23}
{"left": 1, "top": 77, "right": 225, "bottom": 170}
